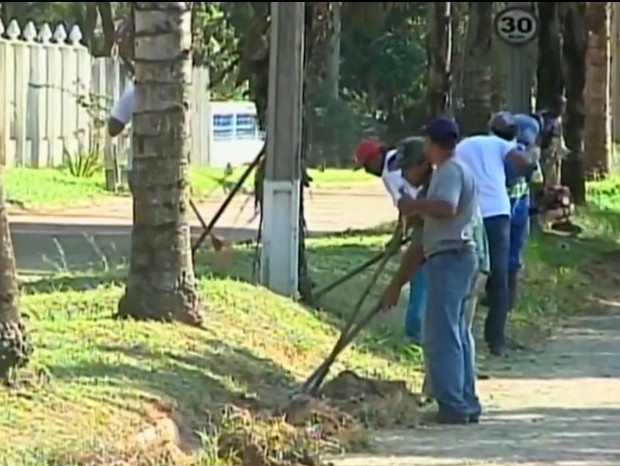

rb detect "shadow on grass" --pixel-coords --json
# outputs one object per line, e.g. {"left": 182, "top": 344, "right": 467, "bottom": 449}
{"left": 47, "top": 340, "right": 296, "bottom": 442}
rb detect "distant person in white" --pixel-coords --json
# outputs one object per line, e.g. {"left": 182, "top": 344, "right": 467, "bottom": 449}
{"left": 353, "top": 137, "right": 418, "bottom": 204}
{"left": 108, "top": 83, "right": 134, "bottom": 137}
{"left": 454, "top": 112, "right": 531, "bottom": 357}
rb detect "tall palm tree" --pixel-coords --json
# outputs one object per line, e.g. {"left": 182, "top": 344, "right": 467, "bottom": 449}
{"left": 584, "top": 1, "right": 611, "bottom": 175}
{"left": 117, "top": 2, "right": 202, "bottom": 325}
{"left": 0, "top": 173, "right": 31, "bottom": 384}
{"left": 460, "top": 2, "right": 492, "bottom": 135}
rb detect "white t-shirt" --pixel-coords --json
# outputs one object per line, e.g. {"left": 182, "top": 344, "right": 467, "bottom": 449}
{"left": 381, "top": 149, "right": 419, "bottom": 206}
{"left": 454, "top": 135, "right": 516, "bottom": 218}
{"left": 110, "top": 83, "right": 135, "bottom": 125}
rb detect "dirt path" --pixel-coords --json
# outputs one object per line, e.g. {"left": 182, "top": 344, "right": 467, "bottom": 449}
{"left": 8, "top": 182, "right": 395, "bottom": 235}
{"left": 333, "top": 314, "right": 620, "bottom": 466}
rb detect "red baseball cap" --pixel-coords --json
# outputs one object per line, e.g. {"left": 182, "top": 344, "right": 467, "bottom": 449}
{"left": 354, "top": 138, "right": 382, "bottom": 168}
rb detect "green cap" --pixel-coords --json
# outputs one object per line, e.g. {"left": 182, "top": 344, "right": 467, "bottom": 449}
{"left": 387, "top": 136, "right": 426, "bottom": 171}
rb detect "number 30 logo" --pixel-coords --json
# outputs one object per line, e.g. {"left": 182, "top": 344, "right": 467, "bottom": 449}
{"left": 494, "top": 7, "right": 538, "bottom": 46}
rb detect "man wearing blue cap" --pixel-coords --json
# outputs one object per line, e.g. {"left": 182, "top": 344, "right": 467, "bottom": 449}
{"left": 384, "top": 116, "right": 482, "bottom": 424}
{"left": 454, "top": 112, "right": 531, "bottom": 357}
{"left": 505, "top": 114, "right": 543, "bottom": 310}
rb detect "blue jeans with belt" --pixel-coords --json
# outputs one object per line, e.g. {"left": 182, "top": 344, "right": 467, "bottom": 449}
{"left": 423, "top": 248, "right": 480, "bottom": 418}
{"left": 405, "top": 265, "right": 427, "bottom": 344}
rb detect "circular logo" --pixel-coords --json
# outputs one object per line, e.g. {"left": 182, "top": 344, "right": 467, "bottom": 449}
{"left": 494, "top": 7, "right": 539, "bottom": 46}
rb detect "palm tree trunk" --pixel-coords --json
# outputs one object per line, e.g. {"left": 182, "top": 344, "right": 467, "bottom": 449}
{"left": 0, "top": 173, "right": 31, "bottom": 382}
{"left": 584, "top": 1, "right": 611, "bottom": 175}
{"left": 460, "top": 1, "right": 492, "bottom": 136}
{"left": 118, "top": 2, "right": 201, "bottom": 326}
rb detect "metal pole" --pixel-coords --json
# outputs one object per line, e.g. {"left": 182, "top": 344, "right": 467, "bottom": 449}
{"left": 506, "top": 2, "right": 534, "bottom": 113}
{"left": 260, "top": 2, "right": 305, "bottom": 296}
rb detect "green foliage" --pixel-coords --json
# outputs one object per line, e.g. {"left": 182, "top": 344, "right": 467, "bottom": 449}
{"left": 305, "top": 83, "right": 377, "bottom": 167}
{"left": 340, "top": 3, "right": 429, "bottom": 140}
{"left": 63, "top": 148, "right": 102, "bottom": 179}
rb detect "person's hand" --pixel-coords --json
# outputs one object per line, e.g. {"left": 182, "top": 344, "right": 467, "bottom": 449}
{"left": 381, "top": 281, "right": 402, "bottom": 311}
{"left": 406, "top": 214, "right": 423, "bottom": 229}
{"left": 397, "top": 195, "right": 418, "bottom": 216}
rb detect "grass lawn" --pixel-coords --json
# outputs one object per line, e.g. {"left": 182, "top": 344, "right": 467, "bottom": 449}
{"left": 5, "top": 166, "right": 374, "bottom": 210}
{"left": 2, "top": 179, "right": 620, "bottom": 464}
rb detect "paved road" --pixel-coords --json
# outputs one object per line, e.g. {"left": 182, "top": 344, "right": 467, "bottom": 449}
{"left": 332, "top": 315, "right": 620, "bottom": 466}
{"left": 9, "top": 184, "right": 395, "bottom": 273}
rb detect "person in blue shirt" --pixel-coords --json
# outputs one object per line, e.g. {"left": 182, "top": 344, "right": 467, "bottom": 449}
{"left": 505, "top": 114, "right": 543, "bottom": 311}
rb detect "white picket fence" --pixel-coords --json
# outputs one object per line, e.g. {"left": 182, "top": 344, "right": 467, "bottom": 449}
{"left": 0, "top": 19, "right": 212, "bottom": 169}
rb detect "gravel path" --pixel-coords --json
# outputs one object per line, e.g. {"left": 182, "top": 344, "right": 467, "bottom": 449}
{"left": 333, "top": 315, "right": 620, "bottom": 466}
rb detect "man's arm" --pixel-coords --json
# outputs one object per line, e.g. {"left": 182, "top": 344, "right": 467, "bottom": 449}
{"left": 500, "top": 138, "right": 533, "bottom": 173}
{"left": 399, "top": 164, "right": 462, "bottom": 219}
{"left": 388, "top": 241, "right": 424, "bottom": 289}
{"left": 108, "top": 85, "right": 134, "bottom": 137}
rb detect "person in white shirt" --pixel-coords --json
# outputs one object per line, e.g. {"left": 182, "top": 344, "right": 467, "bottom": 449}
{"left": 454, "top": 112, "right": 530, "bottom": 357}
{"left": 353, "top": 138, "right": 427, "bottom": 343}
{"left": 108, "top": 83, "right": 135, "bottom": 137}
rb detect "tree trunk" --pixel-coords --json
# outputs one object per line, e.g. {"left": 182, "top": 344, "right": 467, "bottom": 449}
{"left": 0, "top": 173, "right": 31, "bottom": 382}
{"left": 536, "top": 3, "right": 564, "bottom": 110}
{"left": 325, "top": 1, "right": 341, "bottom": 99}
{"left": 584, "top": 1, "right": 611, "bottom": 176}
{"left": 427, "top": 2, "right": 452, "bottom": 117}
{"left": 117, "top": 2, "right": 201, "bottom": 326}
{"left": 460, "top": 2, "right": 492, "bottom": 135}
{"left": 562, "top": 2, "right": 587, "bottom": 204}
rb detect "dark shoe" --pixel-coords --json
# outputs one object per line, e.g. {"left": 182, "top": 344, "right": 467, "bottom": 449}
{"left": 489, "top": 346, "right": 505, "bottom": 357}
{"left": 468, "top": 414, "right": 480, "bottom": 424}
{"left": 421, "top": 411, "right": 469, "bottom": 425}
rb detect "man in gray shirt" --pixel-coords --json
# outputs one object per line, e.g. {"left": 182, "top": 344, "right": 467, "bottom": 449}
{"left": 386, "top": 117, "right": 480, "bottom": 424}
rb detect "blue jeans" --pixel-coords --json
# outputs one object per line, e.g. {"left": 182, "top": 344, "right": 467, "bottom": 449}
{"left": 483, "top": 215, "right": 511, "bottom": 352}
{"left": 405, "top": 265, "right": 427, "bottom": 343}
{"left": 509, "top": 196, "right": 530, "bottom": 273}
{"left": 423, "top": 249, "right": 480, "bottom": 418}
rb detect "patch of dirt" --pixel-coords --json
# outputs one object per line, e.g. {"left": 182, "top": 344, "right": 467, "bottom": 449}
{"left": 317, "top": 370, "right": 422, "bottom": 430}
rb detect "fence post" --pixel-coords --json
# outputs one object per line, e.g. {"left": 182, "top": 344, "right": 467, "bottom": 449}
{"left": 8, "top": 20, "right": 31, "bottom": 167}
{"left": 30, "top": 23, "right": 49, "bottom": 167}
{"left": 0, "top": 20, "right": 7, "bottom": 167}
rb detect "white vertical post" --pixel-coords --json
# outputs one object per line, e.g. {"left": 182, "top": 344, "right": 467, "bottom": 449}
{"left": 260, "top": 2, "right": 305, "bottom": 297}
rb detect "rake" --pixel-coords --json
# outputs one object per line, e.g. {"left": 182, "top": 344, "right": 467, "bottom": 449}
{"left": 300, "top": 223, "right": 404, "bottom": 396}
